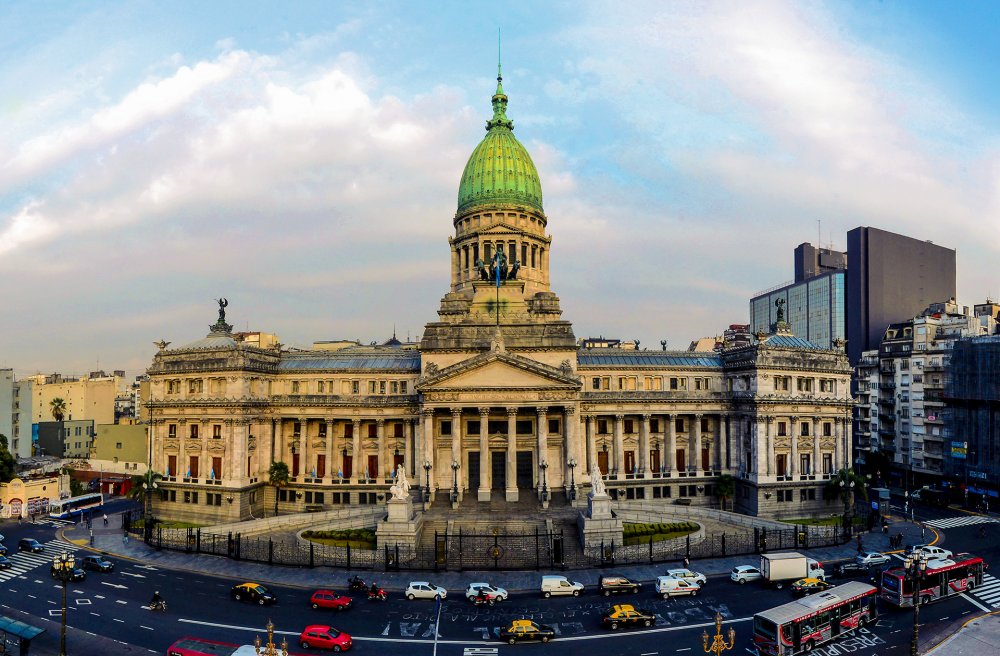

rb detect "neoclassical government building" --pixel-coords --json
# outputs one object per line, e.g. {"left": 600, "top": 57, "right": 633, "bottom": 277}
{"left": 147, "top": 70, "right": 854, "bottom": 523}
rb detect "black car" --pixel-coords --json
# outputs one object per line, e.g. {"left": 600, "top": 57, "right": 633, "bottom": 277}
{"left": 0, "top": 556, "right": 11, "bottom": 569}
{"left": 80, "top": 555, "right": 114, "bottom": 572}
{"left": 51, "top": 565, "right": 87, "bottom": 582}
{"left": 836, "top": 561, "right": 870, "bottom": 578}
{"left": 598, "top": 575, "right": 642, "bottom": 596}
{"left": 497, "top": 620, "right": 556, "bottom": 645}
{"left": 18, "top": 538, "right": 44, "bottom": 554}
{"left": 601, "top": 604, "right": 656, "bottom": 630}
{"left": 231, "top": 582, "right": 278, "bottom": 605}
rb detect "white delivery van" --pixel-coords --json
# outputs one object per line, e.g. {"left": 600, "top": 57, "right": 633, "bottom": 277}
{"left": 655, "top": 576, "right": 701, "bottom": 599}
{"left": 540, "top": 575, "right": 584, "bottom": 598}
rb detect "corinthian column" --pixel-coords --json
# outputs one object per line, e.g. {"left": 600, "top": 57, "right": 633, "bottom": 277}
{"left": 451, "top": 408, "right": 463, "bottom": 500}
{"left": 639, "top": 414, "right": 650, "bottom": 478}
{"left": 478, "top": 407, "right": 491, "bottom": 502}
{"left": 613, "top": 414, "right": 624, "bottom": 479}
{"left": 506, "top": 407, "right": 518, "bottom": 502}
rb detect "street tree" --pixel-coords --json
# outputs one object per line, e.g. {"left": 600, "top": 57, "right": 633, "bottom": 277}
{"left": 268, "top": 461, "right": 290, "bottom": 516}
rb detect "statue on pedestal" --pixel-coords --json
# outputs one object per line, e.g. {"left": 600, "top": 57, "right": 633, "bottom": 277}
{"left": 389, "top": 464, "right": 411, "bottom": 501}
{"left": 590, "top": 472, "right": 607, "bottom": 498}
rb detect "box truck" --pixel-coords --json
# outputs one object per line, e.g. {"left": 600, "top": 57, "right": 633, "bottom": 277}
{"left": 760, "top": 552, "right": 825, "bottom": 588}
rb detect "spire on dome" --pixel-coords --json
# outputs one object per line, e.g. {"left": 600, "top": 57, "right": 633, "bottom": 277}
{"left": 487, "top": 28, "right": 513, "bottom": 131}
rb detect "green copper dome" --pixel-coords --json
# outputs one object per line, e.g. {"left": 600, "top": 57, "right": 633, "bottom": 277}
{"left": 457, "top": 71, "right": 543, "bottom": 214}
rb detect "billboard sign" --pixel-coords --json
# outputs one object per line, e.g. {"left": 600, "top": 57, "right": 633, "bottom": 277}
{"left": 951, "top": 441, "right": 968, "bottom": 459}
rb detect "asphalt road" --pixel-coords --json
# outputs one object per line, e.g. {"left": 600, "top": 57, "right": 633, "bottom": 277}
{"left": 1, "top": 498, "right": 995, "bottom": 656}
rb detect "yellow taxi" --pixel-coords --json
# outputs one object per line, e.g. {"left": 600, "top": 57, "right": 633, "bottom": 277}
{"left": 230, "top": 582, "right": 278, "bottom": 605}
{"left": 496, "top": 619, "right": 556, "bottom": 644}
{"left": 791, "top": 577, "right": 833, "bottom": 597}
{"left": 601, "top": 604, "right": 656, "bottom": 630}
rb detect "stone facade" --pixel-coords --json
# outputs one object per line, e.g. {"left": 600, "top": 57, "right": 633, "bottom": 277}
{"left": 145, "top": 69, "right": 853, "bottom": 524}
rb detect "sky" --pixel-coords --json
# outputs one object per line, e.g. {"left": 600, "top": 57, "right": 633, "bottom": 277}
{"left": 2, "top": 0, "right": 999, "bottom": 379}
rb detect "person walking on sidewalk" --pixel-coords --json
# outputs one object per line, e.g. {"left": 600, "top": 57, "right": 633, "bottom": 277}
{"left": 856, "top": 534, "right": 864, "bottom": 555}
{"left": 683, "top": 555, "right": 690, "bottom": 569}
{"left": 103, "top": 513, "right": 108, "bottom": 527}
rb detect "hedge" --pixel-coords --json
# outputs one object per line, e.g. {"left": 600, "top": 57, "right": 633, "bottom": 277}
{"left": 302, "top": 528, "right": 376, "bottom": 542}
{"left": 623, "top": 522, "right": 697, "bottom": 537}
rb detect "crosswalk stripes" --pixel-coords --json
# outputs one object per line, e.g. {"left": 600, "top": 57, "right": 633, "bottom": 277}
{"left": 923, "top": 515, "right": 999, "bottom": 529}
{"left": 0, "top": 539, "right": 80, "bottom": 583}
{"left": 969, "top": 573, "right": 1000, "bottom": 609}
{"left": 32, "top": 518, "right": 74, "bottom": 528}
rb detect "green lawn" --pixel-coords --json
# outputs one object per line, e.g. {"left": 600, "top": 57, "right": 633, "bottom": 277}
{"left": 622, "top": 521, "right": 699, "bottom": 546}
{"left": 623, "top": 530, "right": 695, "bottom": 546}
{"left": 304, "top": 537, "right": 376, "bottom": 550}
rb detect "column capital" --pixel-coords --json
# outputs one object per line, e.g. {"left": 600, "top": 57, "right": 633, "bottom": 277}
{"left": 421, "top": 407, "right": 435, "bottom": 417}
{"left": 614, "top": 414, "right": 625, "bottom": 421}
{"left": 478, "top": 407, "right": 491, "bottom": 417}
{"left": 694, "top": 413, "right": 704, "bottom": 419}
{"left": 536, "top": 407, "right": 548, "bottom": 417}
{"left": 376, "top": 418, "right": 385, "bottom": 427}
{"left": 812, "top": 416, "right": 821, "bottom": 423}
{"left": 663, "top": 412, "right": 674, "bottom": 420}
{"left": 790, "top": 415, "right": 799, "bottom": 423}
{"left": 564, "top": 405, "right": 576, "bottom": 416}
{"left": 506, "top": 406, "right": 518, "bottom": 417}
{"left": 641, "top": 413, "right": 651, "bottom": 421}
{"left": 451, "top": 407, "right": 462, "bottom": 418}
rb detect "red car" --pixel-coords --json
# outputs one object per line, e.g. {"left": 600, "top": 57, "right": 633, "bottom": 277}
{"left": 299, "top": 625, "right": 352, "bottom": 652}
{"left": 310, "top": 590, "right": 353, "bottom": 611}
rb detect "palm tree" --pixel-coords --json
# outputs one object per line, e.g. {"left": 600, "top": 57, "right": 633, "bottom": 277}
{"left": 49, "top": 397, "right": 67, "bottom": 422}
{"left": 128, "top": 470, "right": 163, "bottom": 518}
{"left": 268, "top": 461, "right": 290, "bottom": 516}
{"left": 824, "top": 468, "right": 868, "bottom": 532}
{"left": 714, "top": 474, "right": 736, "bottom": 512}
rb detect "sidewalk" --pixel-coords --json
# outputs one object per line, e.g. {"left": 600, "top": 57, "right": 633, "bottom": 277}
{"left": 926, "top": 611, "right": 1000, "bottom": 654}
{"left": 58, "top": 512, "right": 933, "bottom": 593}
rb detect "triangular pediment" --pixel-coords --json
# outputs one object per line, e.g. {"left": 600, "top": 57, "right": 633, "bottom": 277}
{"left": 418, "top": 351, "right": 580, "bottom": 392}
{"left": 478, "top": 222, "right": 522, "bottom": 235}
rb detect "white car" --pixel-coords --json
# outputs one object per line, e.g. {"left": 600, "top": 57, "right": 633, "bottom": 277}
{"left": 405, "top": 582, "right": 447, "bottom": 601}
{"left": 465, "top": 582, "right": 508, "bottom": 602}
{"left": 913, "top": 545, "right": 953, "bottom": 560}
{"left": 656, "top": 576, "right": 701, "bottom": 598}
{"left": 856, "top": 552, "right": 891, "bottom": 567}
{"left": 665, "top": 568, "right": 707, "bottom": 586}
{"left": 730, "top": 565, "right": 763, "bottom": 584}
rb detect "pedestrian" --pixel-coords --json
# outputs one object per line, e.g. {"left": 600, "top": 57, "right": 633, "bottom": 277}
{"left": 123, "top": 533, "right": 129, "bottom": 545}
{"left": 18, "top": 514, "right": 22, "bottom": 525}
{"left": 856, "top": 534, "right": 864, "bottom": 555}
{"left": 103, "top": 513, "right": 109, "bottom": 527}
{"left": 683, "top": 555, "right": 690, "bottom": 569}
{"left": 89, "top": 529, "right": 94, "bottom": 546}
{"left": 921, "top": 525, "right": 926, "bottom": 541}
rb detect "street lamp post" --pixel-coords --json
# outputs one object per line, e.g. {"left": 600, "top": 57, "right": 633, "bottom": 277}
{"left": 450, "top": 460, "right": 460, "bottom": 504}
{"left": 53, "top": 551, "right": 76, "bottom": 656}
{"left": 905, "top": 552, "right": 929, "bottom": 656}
{"left": 568, "top": 458, "right": 577, "bottom": 501}
{"left": 423, "top": 461, "right": 432, "bottom": 503}
{"left": 539, "top": 461, "right": 549, "bottom": 502}
{"left": 254, "top": 619, "right": 289, "bottom": 656}
{"left": 702, "top": 612, "right": 736, "bottom": 655}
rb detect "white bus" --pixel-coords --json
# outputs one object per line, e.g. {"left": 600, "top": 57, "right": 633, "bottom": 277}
{"left": 49, "top": 493, "right": 104, "bottom": 519}
{"left": 751, "top": 582, "right": 878, "bottom": 655}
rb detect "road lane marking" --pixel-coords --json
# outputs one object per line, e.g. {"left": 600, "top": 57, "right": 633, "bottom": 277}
{"left": 141, "top": 626, "right": 154, "bottom": 631}
{"left": 116, "top": 600, "right": 127, "bottom": 604}
{"left": 961, "top": 593, "right": 991, "bottom": 613}
{"left": 101, "top": 582, "right": 128, "bottom": 590}
{"left": 121, "top": 572, "right": 146, "bottom": 578}
{"left": 91, "top": 613, "right": 100, "bottom": 617}
{"left": 179, "top": 616, "right": 754, "bottom": 645}
{"left": 27, "top": 595, "right": 36, "bottom": 599}
{"left": 114, "top": 618, "right": 124, "bottom": 623}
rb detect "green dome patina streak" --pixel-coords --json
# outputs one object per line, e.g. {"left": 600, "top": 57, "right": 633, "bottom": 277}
{"left": 457, "top": 69, "right": 543, "bottom": 214}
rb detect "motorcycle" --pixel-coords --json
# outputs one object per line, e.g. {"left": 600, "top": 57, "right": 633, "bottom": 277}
{"left": 149, "top": 600, "right": 167, "bottom": 612}
{"left": 471, "top": 593, "right": 497, "bottom": 607}
{"left": 348, "top": 577, "right": 366, "bottom": 592}
{"left": 367, "top": 588, "right": 387, "bottom": 601}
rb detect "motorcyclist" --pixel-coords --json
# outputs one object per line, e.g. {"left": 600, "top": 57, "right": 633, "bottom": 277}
{"left": 349, "top": 575, "right": 363, "bottom": 589}
{"left": 150, "top": 591, "right": 163, "bottom": 609}
{"left": 369, "top": 582, "right": 379, "bottom": 597}
{"left": 476, "top": 587, "right": 487, "bottom": 603}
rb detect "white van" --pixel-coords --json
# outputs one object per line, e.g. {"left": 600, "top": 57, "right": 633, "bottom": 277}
{"left": 656, "top": 576, "right": 701, "bottom": 599}
{"left": 540, "top": 575, "right": 584, "bottom": 598}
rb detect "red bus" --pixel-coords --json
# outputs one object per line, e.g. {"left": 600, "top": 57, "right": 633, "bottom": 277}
{"left": 880, "top": 553, "right": 985, "bottom": 607}
{"left": 751, "top": 582, "right": 878, "bottom": 655}
{"left": 166, "top": 637, "right": 256, "bottom": 656}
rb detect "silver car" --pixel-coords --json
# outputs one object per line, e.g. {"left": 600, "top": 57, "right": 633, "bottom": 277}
{"left": 730, "top": 565, "right": 763, "bottom": 584}
{"left": 665, "top": 568, "right": 708, "bottom": 585}
{"left": 405, "top": 581, "right": 447, "bottom": 601}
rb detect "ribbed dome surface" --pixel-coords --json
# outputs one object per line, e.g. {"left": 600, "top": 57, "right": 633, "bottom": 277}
{"left": 457, "top": 79, "right": 543, "bottom": 214}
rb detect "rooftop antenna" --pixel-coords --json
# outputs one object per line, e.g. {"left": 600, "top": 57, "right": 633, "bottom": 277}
{"left": 817, "top": 219, "right": 821, "bottom": 247}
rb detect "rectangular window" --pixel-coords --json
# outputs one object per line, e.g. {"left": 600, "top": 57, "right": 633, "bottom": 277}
{"left": 800, "top": 454, "right": 811, "bottom": 475}
{"left": 189, "top": 456, "right": 199, "bottom": 478}
{"left": 624, "top": 419, "right": 634, "bottom": 434}
{"left": 823, "top": 422, "right": 832, "bottom": 436}
{"left": 352, "top": 381, "right": 360, "bottom": 394}
{"left": 650, "top": 419, "right": 660, "bottom": 433}
{"left": 318, "top": 423, "right": 327, "bottom": 438}
{"left": 700, "top": 416, "right": 710, "bottom": 432}
{"left": 800, "top": 422, "right": 809, "bottom": 436}
{"left": 212, "top": 456, "right": 222, "bottom": 480}
{"left": 797, "top": 378, "right": 813, "bottom": 392}
{"left": 213, "top": 424, "right": 222, "bottom": 439}
{"left": 670, "top": 378, "right": 678, "bottom": 390}
{"left": 823, "top": 453, "right": 832, "bottom": 474}
{"left": 400, "top": 381, "right": 407, "bottom": 394}
{"left": 291, "top": 381, "right": 300, "bottom": 394}
{"left": 293, "top": 422, "right": 301, "bottom": 437}
{"left": 367, "top": 423, "right": 377, "bottom": 438}
{"left": 391, "top": 381, "right": 398, "bottom": 394}
{"left": 379, "top": 380, "right": 386, "bottom": 394}
{"left": 776, "top": 453, "right": 787, "bottom": 476}
{"left": 190, "top": 424, "right": 199, "bottom": 439}
{"left": 548, "top": 419, "right": 560, "bottom": 434}
{"left": 368, "top": 381, "right": 377, "bottom": 394}
{"left": 675, "top": 448, "right": 686, "bottom": 471}
{"left": 592, "top": 377, "right": 601, "bottom": 390}
{"left": 168, "top": 424, "right": 177, "bottom": 438}
{"left": 777, "top": 421, "right": 787, "bottom": 436}
{"left": 344, "top": 423, "right": 354, "bottom": 438}
{"left": 467, "top": 420, "right": 481, "bottom": 435}
{"left": 675, "top": 417, "right": 685, "bottom": 432}
{"left": 440, "top": 420, "right": 451, "bottom": 436}
{"left": 598, "top": 419, "right": 608, "bottom": 434}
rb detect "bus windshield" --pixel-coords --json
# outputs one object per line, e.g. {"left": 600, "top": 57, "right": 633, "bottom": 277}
{"left": 754, "top": 616, "right": 777, "bottom": 640}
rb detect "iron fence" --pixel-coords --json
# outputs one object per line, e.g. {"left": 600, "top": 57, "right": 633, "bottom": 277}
{"left": 584, "top": 524, "right": 851, "bottom": 567}
{"left": 122, "top": 510, "right": 850, "bottom": 572}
